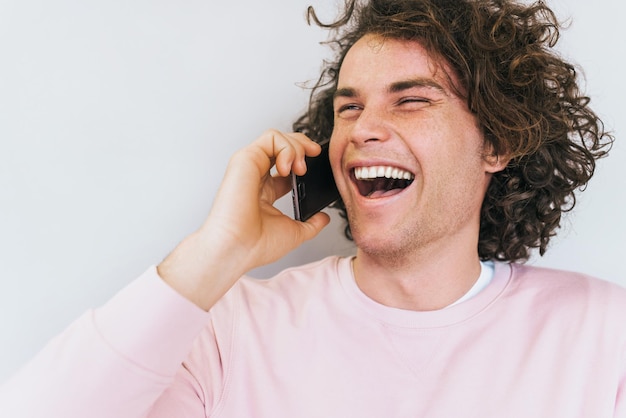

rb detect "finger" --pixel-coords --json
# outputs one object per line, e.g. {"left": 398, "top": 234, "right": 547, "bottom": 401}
{"left": 296, "top": 212, "right": 331, "bottom": 241}
{"left": 254, "top": 130, "right": 303, "bottom": 177}
{"left": 259, "top": 175, "right": 292, "bottom": 204}
{"left": 271, "top": 132, "right": 322, "bottom": 176}
{"left": 285, "top": 133, "right": 323, "bottom": 176}
{"left": 269, "top": 175, "right": 293, "bottom": 200}
{"left": 287, "top": 132, "right": 323, "bottom": 156}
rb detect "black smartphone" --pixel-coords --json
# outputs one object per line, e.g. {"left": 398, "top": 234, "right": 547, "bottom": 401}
{"left": 291, "top": 141, "right": 340, "bottom": 221}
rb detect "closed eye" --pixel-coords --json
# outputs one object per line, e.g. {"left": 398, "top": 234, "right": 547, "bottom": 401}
{"left": 397, "top": 97, "right": 430, "bottom": 106}
{"left": 338, "top": 103, "right": 361, "bottom": 111}
{"left": 336, "top": 103, "right": 363, "bottom": 117}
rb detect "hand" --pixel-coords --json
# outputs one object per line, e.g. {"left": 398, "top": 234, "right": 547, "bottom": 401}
{"left": 157, "top": 130, "right": 331, "bottom": 310}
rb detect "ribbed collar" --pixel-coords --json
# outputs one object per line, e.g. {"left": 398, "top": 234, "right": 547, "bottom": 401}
{"left": 335, "top": 256, "right": 512, "bottom": 329}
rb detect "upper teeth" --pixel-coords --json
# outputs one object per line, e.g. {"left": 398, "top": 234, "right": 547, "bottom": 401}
{"left": 354, "top": 166, "right": 415, "bottom": 180}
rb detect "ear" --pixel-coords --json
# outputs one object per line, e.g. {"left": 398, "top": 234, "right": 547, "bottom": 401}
{"left": 484, "top": 153, "right": 510, "bottom": 174}
{"left": 482, "top": 142, "right": 511, "bottom": 174}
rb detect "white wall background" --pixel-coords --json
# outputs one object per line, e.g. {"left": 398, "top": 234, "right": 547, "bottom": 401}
{"left": 0, "top": 0, "right": 624, "bottom": 381}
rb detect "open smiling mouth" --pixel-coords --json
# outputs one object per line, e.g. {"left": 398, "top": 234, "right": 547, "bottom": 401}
{"left": 353, "top": 166, "right": 415, "bottom": 198}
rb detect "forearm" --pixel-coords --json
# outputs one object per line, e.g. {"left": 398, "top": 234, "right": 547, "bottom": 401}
{"left": 156, "top": 132, "right": 330, "bottom": 312}
{"left": 157, "top": 228, "right": 251, "bottom": 312}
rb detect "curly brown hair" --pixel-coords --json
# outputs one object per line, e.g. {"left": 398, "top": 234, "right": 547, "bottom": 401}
{"left": 293, "top": 0, "right": 613, "bottom": 262}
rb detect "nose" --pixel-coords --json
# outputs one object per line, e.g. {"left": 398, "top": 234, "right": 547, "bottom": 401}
{"left": 349, "top": 107, "right": 391, "bottom": 145}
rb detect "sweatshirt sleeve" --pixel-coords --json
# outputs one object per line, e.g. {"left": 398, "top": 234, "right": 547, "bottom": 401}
{"left": 0, "top": 266, "right": 212, "bottom": 418}
{"left": 616, "top": 348, "right": 626, "bottom": 417}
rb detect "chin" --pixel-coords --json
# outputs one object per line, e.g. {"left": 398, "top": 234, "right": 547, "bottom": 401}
{"left": 351, "top": 225, "right": 410, "bottom": 258}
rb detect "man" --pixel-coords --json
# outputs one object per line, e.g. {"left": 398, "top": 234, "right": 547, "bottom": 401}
{"left": 1, "top": 0, "right": 623, "bottom": 417}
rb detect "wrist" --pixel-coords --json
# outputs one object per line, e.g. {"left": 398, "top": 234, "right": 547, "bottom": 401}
{"left": 157, "top": 231, "right": 248, "bottom": 311}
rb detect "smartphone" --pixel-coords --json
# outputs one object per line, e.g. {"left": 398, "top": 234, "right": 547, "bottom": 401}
{"left": 291, "top": 140, "right": 340, "bottom": 221}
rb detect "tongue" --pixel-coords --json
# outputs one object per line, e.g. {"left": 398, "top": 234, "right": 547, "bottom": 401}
{"left": 356, "top": 178, "right": 409, "bottom": 198}
{"left": 368, "top": 178, "right": 405, "bottom": 198}
{"left": 367, "top": 188, "right": 404, "bottom": 198}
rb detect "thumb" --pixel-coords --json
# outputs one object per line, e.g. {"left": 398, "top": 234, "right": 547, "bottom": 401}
{"left": 296, "top": 212, "right": 331, "bottom": 242}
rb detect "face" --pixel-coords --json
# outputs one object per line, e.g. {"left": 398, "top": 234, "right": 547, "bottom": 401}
{"left": 329, "top": 34, "right": 505, "bottom": 260}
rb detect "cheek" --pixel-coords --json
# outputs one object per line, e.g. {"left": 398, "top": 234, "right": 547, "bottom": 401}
{"left": 417, "top": 124, "right": 488, "bottom": 200}
{"left": 434, "top": 153, "right": 491, "bottom": 217}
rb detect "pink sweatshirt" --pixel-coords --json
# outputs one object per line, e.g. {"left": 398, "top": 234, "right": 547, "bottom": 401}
{"left": 1, "top": 256, "right": 625, "bottom": 417}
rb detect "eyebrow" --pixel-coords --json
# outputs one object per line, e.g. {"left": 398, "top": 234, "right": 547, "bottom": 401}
{"left": 334, "top": 87, "right": 358, "bottom": 100}
{"left": 334, "top": 78, "right": 448, "bottom": 100}
{"left": 389, "top": 78, "right": 447, "bottom": 95}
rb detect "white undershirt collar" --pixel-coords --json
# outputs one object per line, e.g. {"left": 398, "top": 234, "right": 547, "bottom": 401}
{"left": 446, "top": 260, "right": 495, "bottom": 308}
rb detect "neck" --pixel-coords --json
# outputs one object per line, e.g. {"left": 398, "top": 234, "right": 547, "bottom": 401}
{"left": 352, "top": 244, "right": 482, "bottom": 311}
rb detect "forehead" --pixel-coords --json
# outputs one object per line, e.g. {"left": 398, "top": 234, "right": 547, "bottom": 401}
{"left": 337, "top": 34, "right": 459, "bottom": 94}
